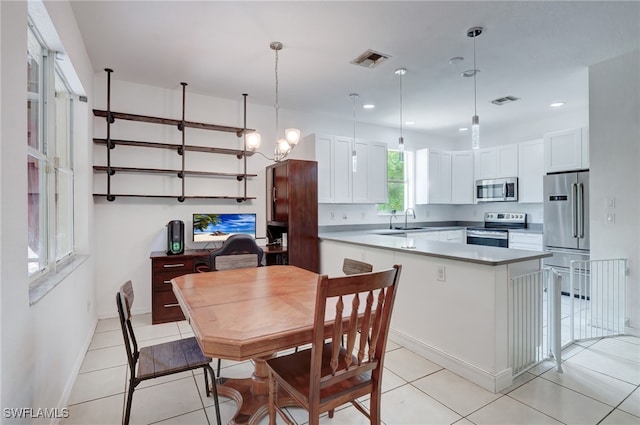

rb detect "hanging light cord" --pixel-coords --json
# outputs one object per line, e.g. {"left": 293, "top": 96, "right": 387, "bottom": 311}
{"left": 352, "top": 95, "right": 356, "bottom": 142}
{"left": 473, "top": 34, "right": 477, "bottom": 117}
{"left": 274, "top": 47, "right": 279, "bottom": 137}
{"left": 399, "top": 73, "right": 404, "bottom": 139}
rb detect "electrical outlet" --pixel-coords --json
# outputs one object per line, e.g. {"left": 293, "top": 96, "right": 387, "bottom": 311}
{"left": 606, "top": 197, "right": 615, "bottom": 209}
{"left": 361, "top": 212, "right": 366, "bottom": 220}
{"left": 330, "top": 211, "right": 335, "bottom": 220}
{"left": 606, "top": 212, "right": 615, "bottom": 224}
{"left": 437, "top": 265, "right": 446, "bottom": 282}
{"left": 342, "top": 212, "right": 348, "bottom": 220}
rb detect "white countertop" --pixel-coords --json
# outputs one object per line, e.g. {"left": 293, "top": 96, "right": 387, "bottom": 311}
{"left": 319, "top": 231, "right": 551, "bottom": 266}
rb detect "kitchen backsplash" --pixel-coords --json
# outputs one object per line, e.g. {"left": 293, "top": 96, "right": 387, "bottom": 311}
{"left": 318, "top": 203, "right": 543, "bottom": 227}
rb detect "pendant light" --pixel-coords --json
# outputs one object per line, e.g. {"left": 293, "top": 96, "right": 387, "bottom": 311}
{"left": 467, "top": 27, "right": 483, "bottom": 150}
{"left": 350, "top": 93, "right": 358, "bottom": 173}
{"left": 245, "top": 41, "right": 301, "bottom": 161}
{"left": 395, "top": 68, "right": 407, "bottom": 160}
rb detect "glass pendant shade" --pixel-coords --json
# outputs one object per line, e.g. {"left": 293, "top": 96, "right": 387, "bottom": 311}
{"left": 245, "top": 132, "right": 261, "bottom": 151}
{"left": 471, "top": 115, "right": 480, "bottom": 150}
{"left": 285, "top": 128, "right": 300, "bottom": 145}
{"left": 276, "top": 138, "right": 291, "bottom": 155}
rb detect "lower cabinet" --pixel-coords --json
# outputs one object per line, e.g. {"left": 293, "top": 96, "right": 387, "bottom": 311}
{"left": 150, "top": 251, "right": 202, "bottom": 324}
{"left": 508, "top": 232, "right": 543, "bottom": 251}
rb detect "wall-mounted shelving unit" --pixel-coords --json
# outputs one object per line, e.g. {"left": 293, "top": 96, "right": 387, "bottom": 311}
{"left": 93, "top": 68, "right": 257, "bottom": 202}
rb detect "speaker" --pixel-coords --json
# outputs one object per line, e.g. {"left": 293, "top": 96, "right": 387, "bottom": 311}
{"left": 166, "top": 220, "right": 184, "bottom": 255}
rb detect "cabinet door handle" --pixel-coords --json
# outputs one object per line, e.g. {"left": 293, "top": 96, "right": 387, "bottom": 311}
{"left": 163, "top": 303, "right": 180, "bottom": 308}
{"left": 163, "top": 280, "right": 172, "bottom": 285}
{"left": 163, "top": 263, "right": 185, "bottom": 268}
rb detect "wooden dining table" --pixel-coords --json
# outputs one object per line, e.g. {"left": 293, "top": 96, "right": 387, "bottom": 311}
{"left": 171, "top": 265, "right": 327, "bottom": 425}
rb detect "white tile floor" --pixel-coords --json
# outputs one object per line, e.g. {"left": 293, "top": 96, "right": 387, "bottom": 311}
{"left": 63, "top": 313, "right": 640, "bottom": 425}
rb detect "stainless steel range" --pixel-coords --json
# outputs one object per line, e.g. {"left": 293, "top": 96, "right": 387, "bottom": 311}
{"left": 466, "top": 212, "right": 527, "bottom": 248}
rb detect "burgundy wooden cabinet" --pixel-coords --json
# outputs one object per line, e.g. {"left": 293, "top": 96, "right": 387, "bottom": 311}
{"left": 266, "top": 160, "right": 319, "bottom": 273}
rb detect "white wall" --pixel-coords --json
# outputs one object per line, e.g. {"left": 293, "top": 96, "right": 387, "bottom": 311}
{"left": 589, "top": 49, "right": 640, "bottom": 332}
{"left": 0, "top": 0, "right": 96, "bottom": 417}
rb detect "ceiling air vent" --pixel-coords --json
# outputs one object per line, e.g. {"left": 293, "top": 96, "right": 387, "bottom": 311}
{"left": 491, "top": 95, "right": 520, "bottom": 106}
{"left": 350, "top": 49, "right": 391, "bottom": 68}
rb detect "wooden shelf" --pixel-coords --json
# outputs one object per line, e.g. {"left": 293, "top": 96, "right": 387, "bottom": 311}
{"left": 93, "top": 165, "right": 256, "bottom": 180}
{"left": 93, "top": 109, "right": 254, "bottom": 137}
{"left": 94, "top": 71, "right": 256, "bottom": 202}
{"left": 94, "top": 193, "right": 256, "bottom": 201}
{"left": 93, "top": 138, "right": 254, "bottom": 158}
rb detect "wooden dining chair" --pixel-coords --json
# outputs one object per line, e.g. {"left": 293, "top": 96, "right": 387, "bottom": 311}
{"left": 266, "top": 264, "right": 402, "bottom": 425}
{"left": 116, "top": 281, "right": 222, "bottom": 425}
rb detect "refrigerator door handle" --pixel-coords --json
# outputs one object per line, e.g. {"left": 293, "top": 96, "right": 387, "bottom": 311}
{"left": 577, "top": 183, "right": 584, "bottom": 238}
{"left": 571, "top": 183, "right": 578, "bottom": 238}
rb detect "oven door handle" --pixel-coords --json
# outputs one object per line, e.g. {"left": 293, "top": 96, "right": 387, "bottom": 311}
{"left": 466, "top": 230, "right": 508, "bottom": 239}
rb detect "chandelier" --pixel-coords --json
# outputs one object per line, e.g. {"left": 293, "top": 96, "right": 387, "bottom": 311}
{"left": 245, "top": 41, "right": 300, "bottom": 161}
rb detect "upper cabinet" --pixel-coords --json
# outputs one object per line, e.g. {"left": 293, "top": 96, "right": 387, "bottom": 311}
{"left": 307, "top": 133, "right": 387, "bottom": 204}
{"left": 473, "top": 145, "right": 518, "bottom": 181}
{"left": 451, "top": 151, "right": 475, "bottom": 204}
{"left": 416, "top": 149, "right": 451, "bottom": 204}
{"left": 517, "top": 139, "right": 544, "bottom": 203}
{"left": 543, "top": 127, "right": 589, "bottom": 173}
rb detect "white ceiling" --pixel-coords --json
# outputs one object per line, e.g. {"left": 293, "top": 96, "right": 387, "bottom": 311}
{"left": 69, "top": 1, "right": 640, "bottom": 139}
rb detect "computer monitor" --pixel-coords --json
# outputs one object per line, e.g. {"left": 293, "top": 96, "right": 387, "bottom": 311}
{"left": 192, "top": 213, "right": 257, "bottom": 243}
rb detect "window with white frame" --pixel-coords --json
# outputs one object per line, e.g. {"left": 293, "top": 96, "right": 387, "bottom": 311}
{"left": 27, "top": 24, "right": 75, "bottom": 280}
{"left": 377, "top": 150, "right": 412, "bottom": 214}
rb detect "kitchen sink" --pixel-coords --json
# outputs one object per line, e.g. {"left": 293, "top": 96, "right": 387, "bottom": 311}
{"left": 392, "top": 226, "right": 427, "bottom": 230}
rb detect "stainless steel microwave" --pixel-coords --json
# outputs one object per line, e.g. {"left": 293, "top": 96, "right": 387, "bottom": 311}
{"left": 476, "top": 177, "right": 518, "bottom": 202}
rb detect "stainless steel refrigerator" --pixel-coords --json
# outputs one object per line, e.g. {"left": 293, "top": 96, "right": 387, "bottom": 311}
{"left": 543, "top": 171, "right": 590, "bottom": 295}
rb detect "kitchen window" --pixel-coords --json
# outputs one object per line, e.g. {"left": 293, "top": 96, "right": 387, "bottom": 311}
{"left": 27, "top": 22, "right": 76, "bottom": 286}
{"left": 378, "top": 150, "right": 412, "bottom": 214}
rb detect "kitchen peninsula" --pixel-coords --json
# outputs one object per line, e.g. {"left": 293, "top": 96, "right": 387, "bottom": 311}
{"left": 319, "top": 231, "right": 551, "bottom": 392}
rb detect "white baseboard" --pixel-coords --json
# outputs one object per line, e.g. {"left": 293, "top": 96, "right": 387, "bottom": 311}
{"left": 389, "top": 329, "right": 513, "bottom": 393}
{"left": 52, "top": 316, "right": 99, "bottom": 425}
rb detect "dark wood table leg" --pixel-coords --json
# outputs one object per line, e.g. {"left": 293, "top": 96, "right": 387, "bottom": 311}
{"left": 215, "top": 356, "right": 297, "bottom": 425}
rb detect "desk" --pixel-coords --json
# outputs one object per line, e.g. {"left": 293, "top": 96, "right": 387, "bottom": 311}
{"left": 172, "top": 265, "right": 321, "bottom": 425}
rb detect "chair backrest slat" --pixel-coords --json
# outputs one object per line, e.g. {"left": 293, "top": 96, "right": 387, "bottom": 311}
{"left": 214, "top": 253, "right": 259, "bottom": 271}
{"left": 310, "top": 265, "right": 401, "bottom": 400}
{"left": 342, "top": 258, "right": 373, "bottom": 275}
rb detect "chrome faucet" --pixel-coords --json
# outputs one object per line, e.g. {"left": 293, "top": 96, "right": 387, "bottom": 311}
{"left": 389, "top": 214, "right": 398, "bottom": 229}
{"left": 404, "top": 208, "right": 416, "bottom": 229}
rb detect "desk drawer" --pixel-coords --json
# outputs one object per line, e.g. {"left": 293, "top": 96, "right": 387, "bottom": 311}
{"left": 153, "top": 269, "right": 193, "bottom": 291}
{"left": 152, "top": 258, "right": 195, "bottom": 274}
{"left": 152, "top": 289, "right": 185, "bottom": 323}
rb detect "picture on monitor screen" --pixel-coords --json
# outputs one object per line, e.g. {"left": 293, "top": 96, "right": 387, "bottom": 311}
{"left": 193, "top": 213, "right": 257, "bottom": 243}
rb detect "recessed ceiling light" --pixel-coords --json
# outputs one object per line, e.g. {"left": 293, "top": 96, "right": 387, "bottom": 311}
{"left": 459, "top": 127, "right": 469, "bottom": 132}
{"left": 362, "top": 104, "right": 375, "bottom": 109}
{"left": 405, "top": 121, "right": 415, "bottom": 125}
{"left": 449, "top": 56, "right": 464, "bottom": 65}
{"left": 550, "top": 102, "right": 565, "bottom": 108}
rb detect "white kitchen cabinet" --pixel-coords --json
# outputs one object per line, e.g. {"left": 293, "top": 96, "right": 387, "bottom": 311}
{"left": 365, "top": 141, "right": 389, "bottom": 203}
{"left": 517, "top": 139, "right": 544, "bottom": 203}
{"left": 416, "top": 148, "right": 451, "bottom": 204}
{"left": 352, "top": 139, "right": 388, "bottom": 204}
{"left": 498, "top": 144, "right": 519, "bottom": 177}
{"left": 451, "top": 151, "right": 475, "bottom": 204}
{"left": 508, "top": 232, "right": 543, "bottom": 251}
{"left": 544, "top": 127, "right": 589, "bottom": 173}
{"left": 474, "top": 145, "right": 518, "bottom": 180}
{"left": 308, "top": 133, "right": 386, "bottom": 204}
